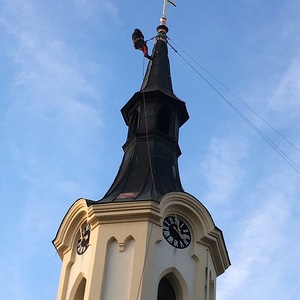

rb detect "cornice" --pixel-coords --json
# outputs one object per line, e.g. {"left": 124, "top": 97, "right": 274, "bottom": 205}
{"left": 52, "top": 198, "right": 89, "bottom": 259}
{"left": 88, "top": 201, "right": 161, "bottom": 227}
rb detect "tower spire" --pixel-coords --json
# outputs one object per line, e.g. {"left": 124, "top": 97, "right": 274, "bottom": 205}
{"left": 140, "top": 1, "right": 178, "bottom": 100}
{"left": 98, "top": 8, "right": 189, "bottom": 203}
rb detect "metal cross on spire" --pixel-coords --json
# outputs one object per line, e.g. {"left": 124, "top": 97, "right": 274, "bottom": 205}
{"left": 160, "top": 0, "right": 176, "bottom": 26}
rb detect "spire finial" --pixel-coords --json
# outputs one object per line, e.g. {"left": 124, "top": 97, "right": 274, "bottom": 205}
{"left": 160, "top": 0, "right": 176, "bottom": 26}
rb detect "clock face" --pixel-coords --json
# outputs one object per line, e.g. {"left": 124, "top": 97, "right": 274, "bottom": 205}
{"left": 162, "top": 215, "right": 191, "bottom": 249}
{"left": 76, "top": 223, "right": 91, "bottom": 255}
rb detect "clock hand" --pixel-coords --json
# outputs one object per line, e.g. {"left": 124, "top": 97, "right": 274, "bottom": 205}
{"left": 174, "top": 226, "right": 184, "bottom": 239}
{"left": 79, "top": 227, "right": 84, "bottom": 241}
{"left": 174, "top": 215, "right": 184, "bottom": 240}
{"left": 174, "top": 214, "right": 180, "bottom": 229}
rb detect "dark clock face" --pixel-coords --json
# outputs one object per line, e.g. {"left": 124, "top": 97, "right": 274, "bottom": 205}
{"left": 76, "top": 223, "right": 91, "bottom": 255}
{"left": 162, "top": 215, "right": 191, "bottom": 249}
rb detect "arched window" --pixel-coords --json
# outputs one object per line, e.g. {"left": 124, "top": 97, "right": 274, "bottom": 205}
{"left": 157, "top": 109, "right": 170, "bottom": 135}
{"left": 73, "top": 277, "right": 86, "bottom": 300}
{"left": 157, "top": 277, "right": 176, "bottom": 300}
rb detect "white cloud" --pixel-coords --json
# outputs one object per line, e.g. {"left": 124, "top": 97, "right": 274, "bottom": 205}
{"left": 218, "top": 198, "right": 290, "bottom": 299}
{"left": 268, "top": 55, "right": 300, "bottom": 119}
{"left": 71, "top": 0, "right": 118, "bottom": 20}
{"left": 0, "top": 1, "right": 105, "bottom": 189}
{"left": 217, "top": 168, "right": 299, "bottom": 300}
{"left": 200, "top": 135, "right": 248, "bottom": 205}
{"left": 1, "top": 0, "right": 105, "bottom": 102}
{"left": 0, "top": 0, "right": 106, "bottom": 263}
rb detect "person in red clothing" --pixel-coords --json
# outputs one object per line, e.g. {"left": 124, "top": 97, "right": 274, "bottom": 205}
{"left": 132, "top": 29, "right": 152, "bottom": 60}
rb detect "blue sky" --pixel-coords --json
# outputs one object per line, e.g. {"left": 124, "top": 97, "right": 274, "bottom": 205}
{"left": 1, "top": 0, "right": 300, "bottom": 299}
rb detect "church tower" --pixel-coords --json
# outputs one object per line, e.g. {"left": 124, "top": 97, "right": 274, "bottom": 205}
{"left": 53, "top": 4, "right": 230, "bottom": 300}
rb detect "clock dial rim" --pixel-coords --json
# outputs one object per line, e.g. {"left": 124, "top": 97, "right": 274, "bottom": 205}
{"left": 162, "top": 215, "right": 191, "bottom": 249}
{"left": 76, "top": 223, "right": 91, "bottom": 255}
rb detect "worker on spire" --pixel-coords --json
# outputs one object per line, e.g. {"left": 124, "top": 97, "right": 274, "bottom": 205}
{"left": 132, "top": 1, "right": 177, "bottom": 59}
{"left": 132, "top": 29, "right": 152, "bottom": 60}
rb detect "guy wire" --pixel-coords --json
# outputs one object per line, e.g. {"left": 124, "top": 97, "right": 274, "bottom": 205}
{"left": 167, "top": 39, "right": 300, "bottom": 175}
{"left": 167, "top": 37, "right": 300, "bottom": 154}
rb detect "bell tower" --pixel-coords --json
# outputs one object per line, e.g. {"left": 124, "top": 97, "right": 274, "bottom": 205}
{"left": 53, "top": 4, "right": 230, "bottom": 300}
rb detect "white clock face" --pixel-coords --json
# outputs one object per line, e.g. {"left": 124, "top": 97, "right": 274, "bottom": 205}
{"left": 76, "top": 223, "right": 91, "bottom": 255}
{"left": 162, "top": 215, "right": 191, "bottom": 249}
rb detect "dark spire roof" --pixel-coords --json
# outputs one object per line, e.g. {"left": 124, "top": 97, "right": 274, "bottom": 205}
{"left": 140, "top": 26, "right": 178, "bottom": 100}
{"left": 96, "top": 24, "right": 189, "bottom": 204}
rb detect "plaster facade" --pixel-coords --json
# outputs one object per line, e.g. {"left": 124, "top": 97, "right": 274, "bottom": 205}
{"left": 53, "top": 192, "right": 229, "bottom": 300}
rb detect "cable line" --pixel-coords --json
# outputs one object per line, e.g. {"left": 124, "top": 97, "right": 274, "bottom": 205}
{"left": 167, "top": 39, "right": 300, "bottom": 174}
{"left": 168, "top": 37, "right": 300, "bottom": 155}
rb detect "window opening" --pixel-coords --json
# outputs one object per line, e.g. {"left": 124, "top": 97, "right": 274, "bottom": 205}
{"left": 73, "top": 277, "right": 86, "bottom": 300}
{"left": 157, "top": 109, "right": 170, "bottom": 135}
{"left": 157, "top": 277, "right": 176, "bottom": 300}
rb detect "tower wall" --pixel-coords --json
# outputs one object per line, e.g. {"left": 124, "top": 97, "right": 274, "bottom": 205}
{"left": 53, "top": 193, "right": 229, "bottom": 300}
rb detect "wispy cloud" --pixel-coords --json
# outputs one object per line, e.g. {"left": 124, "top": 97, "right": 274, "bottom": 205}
{"left": 200, "top": 135, "right": 248, "bottom": 205}
{"left": 268, "top": 55, "right": 300, "bottom": 119}
{"left": 0, "top": 2, "right": 112, "bottom": 298}
{"left": 218, "top": 206, "right": 286, "bottom": 298}
{"left": 1, "top": 0, "right": 105, "bottom": 190}
{"left": 1, "top": 1, "right": 105, "bottom": 116}
{"left": 217, "top": 169, "right": 299, "bottom": 300}
{"left": 71, "top": 0, "right": 118, "bottom": 19}
{"left": 1, "top": 0, "right": 107, "bottom": 287}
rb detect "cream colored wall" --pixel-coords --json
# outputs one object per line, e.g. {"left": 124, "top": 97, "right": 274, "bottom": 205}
{"left": 54, "top": 200, "right": 161, "bottom": 300}
{"left": 53, "top": 193, "right": 229, "bottom": 300}
{"left": 65, "top": 245, "right": 91, "bottom": 299}
{"left": 86, "top": 218, "right": 157, "bottom": 300}
{"left": 142, "top": 192, "right": 222, "bottom": 300}
{"left": 53, "top": 199, "right": 89, "bottom": 300}
{"left": 100, "top": 238, "right": 135, "bottom": 299}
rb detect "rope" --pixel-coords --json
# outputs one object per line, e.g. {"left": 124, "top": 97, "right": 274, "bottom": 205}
{"left": 135, "top": 56, "right": 158, "bottom": 300}
{"left": 141, "top": 56, "right": 159, "bottom": 202}
{"left": 145, "top": 36, "right": 156, "bottom": 43}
